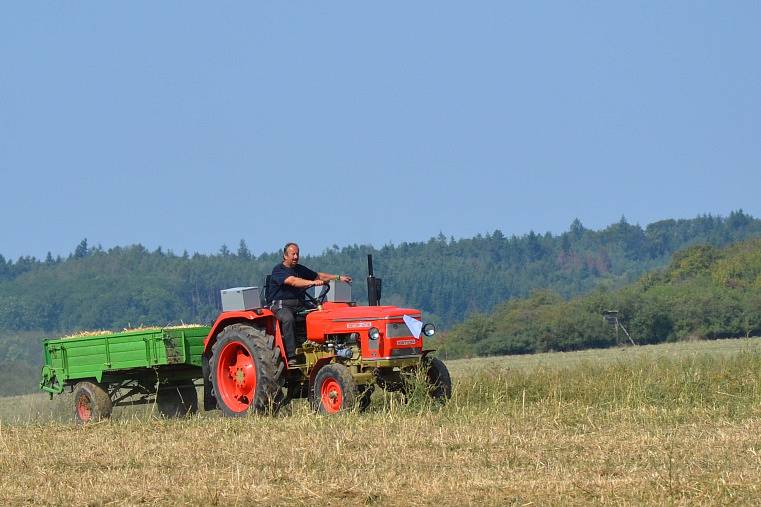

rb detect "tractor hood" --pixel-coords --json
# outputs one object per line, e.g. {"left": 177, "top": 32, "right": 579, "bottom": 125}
{"left": 305, "top": 303, "right": 423, "bottom": 342}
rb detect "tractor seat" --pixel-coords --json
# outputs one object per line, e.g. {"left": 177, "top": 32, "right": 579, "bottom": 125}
{"left": 262, "top": 275, "right": 316, "bottom": 317}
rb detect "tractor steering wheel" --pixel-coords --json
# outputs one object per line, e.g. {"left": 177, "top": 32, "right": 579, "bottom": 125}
{"left": 303, "top": 283, "right": 330, "bottom": 308}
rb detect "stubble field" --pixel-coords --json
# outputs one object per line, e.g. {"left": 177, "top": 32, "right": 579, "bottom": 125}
{"left": 2, "top": 339, "right": 761, "bottom": 505}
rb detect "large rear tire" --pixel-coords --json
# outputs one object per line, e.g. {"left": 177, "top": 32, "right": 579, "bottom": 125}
{"left": 156, "top": 382, "right": 199, "bottom": 418}
{"left": 311, "top": 363, "right": 358, "bottom": 414}
{"left": 73, "top": 381, "right": 112, "bottom": 423}
{"left": 210, "top": 324, "right": 285, "bottom": 417}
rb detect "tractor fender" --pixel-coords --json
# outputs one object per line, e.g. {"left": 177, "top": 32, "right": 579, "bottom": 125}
{"left": 203, "top": 310, "right": 279, "bottom": 357}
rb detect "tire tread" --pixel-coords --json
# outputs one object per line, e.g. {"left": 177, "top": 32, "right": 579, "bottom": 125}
{"left": 210, "top": 324, "right": 285, "bottom": 416}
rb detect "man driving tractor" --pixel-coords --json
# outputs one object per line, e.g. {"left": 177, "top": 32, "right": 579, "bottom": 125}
{"left": 268, "top": 242, "right": 352, "bottom": 366}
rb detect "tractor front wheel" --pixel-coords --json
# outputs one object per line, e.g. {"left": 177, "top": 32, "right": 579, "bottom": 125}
{"left": 156, "top": 382, "right": 199, "bottom": 418}
{"left": 358, "top": 386, "right": 374, "bottom": 412}
{"left": 210, "top": 324, "right": 285, "bottom": 417}
{"left": 312, "top": 363, "right": 358, "bottom": 414}
{"left": 73, "top": 381, "right": 112, "bottom": 423}
{"left": 423, "top": 356, "right": 452, "bottom": 401}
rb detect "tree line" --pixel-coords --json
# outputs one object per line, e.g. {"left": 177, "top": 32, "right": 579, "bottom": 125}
{"left": 436, "top": 237, "right": 761, "bottom": 358}
{"left": 1, "top": 210, "right": 761, "bottom": 395}
{"left": 0, "top": 210, "right": 760, "bottom": 334}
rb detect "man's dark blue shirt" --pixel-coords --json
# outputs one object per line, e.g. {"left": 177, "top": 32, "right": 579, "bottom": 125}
{"left": 269, "top": 263, "right": 318, "bottom": 301}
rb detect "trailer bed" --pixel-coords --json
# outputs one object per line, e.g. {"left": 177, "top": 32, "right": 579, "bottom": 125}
{"left": 40, "top": 326, "right": 210, "bottom": 394}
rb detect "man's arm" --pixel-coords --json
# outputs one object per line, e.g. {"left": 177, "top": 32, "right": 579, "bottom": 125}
{"left": 283, "top": 273, "right": 351, "bottom": 287}
{"left": 317, "top": 272, "right": 352, "bottom": 284}
{"left": 282, "top": 265, "right": 351, "bottom": 287}
{"left": 283, "top": 275, "right": 325, "bottom": 288}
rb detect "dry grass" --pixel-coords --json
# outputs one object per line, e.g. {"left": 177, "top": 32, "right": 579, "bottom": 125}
{"left": 60, "top": 324, "right": 208, "bottom": 339}
{"left": 2, "top": 339, "right": 761, "bottom": 505}
{"left": 60, "top": 330, "right": 112, "bottom": 339}
{"left": 162, "top": 324, "right": 208, "bottom": 330}
{"left": 62, "top": 328, "right": 161, "bottom": 340}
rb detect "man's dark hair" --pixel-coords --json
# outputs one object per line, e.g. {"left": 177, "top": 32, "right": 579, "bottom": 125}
{"left": 283, "top": 242, "right": 298, "bottom": 258}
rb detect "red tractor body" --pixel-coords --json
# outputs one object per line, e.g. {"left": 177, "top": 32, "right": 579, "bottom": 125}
{"left": 201, "top": 257, "right": 450, "bottom": 416}
{"left": 304, "top": 304, "right": 424, "bottom": 359}
{"left": 203, "top": 303, "right": 425, "bottom": 361}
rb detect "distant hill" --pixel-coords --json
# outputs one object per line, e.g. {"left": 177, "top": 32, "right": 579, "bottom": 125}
{"left": 2, "top": 210, "right": 761, "bottom": 395}
{"left": 436, "top": 237, "right": 761, "bottom": 358}
{"left": 1, "top": 210, "right": 760, "bottom": 333}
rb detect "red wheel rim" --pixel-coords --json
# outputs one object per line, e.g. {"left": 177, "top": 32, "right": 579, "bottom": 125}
{"left": 76, "top": 394, "right": 92, "bottom": 421}
{"left": 320, "top": 378, "right": 343, "bottom": 413}
{"left": 216, "top": 341, "right": 257, "bottom": 412}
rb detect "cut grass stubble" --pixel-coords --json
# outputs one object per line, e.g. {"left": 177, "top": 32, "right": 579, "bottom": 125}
{"left": 2, "top": 339, "right": 761, "bottom": 505}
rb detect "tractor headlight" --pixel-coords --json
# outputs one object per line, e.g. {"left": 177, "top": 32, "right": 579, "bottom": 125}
{"left": 368, "top": 327, "right": 381, "bottom": 340}
{"left": 422, "top": 323, "right": 436, "bottom": 337}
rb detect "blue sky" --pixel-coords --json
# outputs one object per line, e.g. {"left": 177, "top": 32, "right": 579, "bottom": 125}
{"left": 1, "top": 2, "right": 759, "bottom": 260}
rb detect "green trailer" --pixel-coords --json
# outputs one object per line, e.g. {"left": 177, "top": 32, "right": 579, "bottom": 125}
{"left": 39, "top": 326, "right": 210, "bottom": 422}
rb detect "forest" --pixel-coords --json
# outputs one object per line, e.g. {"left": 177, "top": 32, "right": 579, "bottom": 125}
{"left": 437, "top": 238, "right": 761, "bottom": 358}
{"left": 1, "top": 210, "right": 760, "bottom": 394}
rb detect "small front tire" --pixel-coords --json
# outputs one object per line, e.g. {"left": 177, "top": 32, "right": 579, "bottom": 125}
{"left": 358, "top": 385, "right": 374, "bottom": 412}
{"left": 312, "top": 363, "right": 358, "bottom": 414}
{"left": 73, "top": 381, "right": 113, "bottom": 423}
{"left": 424, "top": 356, "right": 452, "bottom": 401}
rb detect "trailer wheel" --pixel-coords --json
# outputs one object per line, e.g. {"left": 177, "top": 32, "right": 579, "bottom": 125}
{"left": 424, "top": 356, "right": 452, "bottom": 401}
{"left": 73, "top": 381, "right": 112, "bottom": 423}
{"left": 312, "top": 363, "right": 358, "bottom": 414}
{"left": 210, "top": 324, "right": 285, "bottom": 416}
{"left": 156, "top": 382, "right": 199, "bottom": 418}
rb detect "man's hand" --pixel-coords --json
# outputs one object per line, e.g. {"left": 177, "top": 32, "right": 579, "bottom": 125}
{"left": 313, "top": 279, "right": 328, "bottom": 287}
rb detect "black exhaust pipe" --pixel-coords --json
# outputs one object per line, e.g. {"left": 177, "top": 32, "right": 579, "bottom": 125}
{"left": 367, "top": 254, "right": 382, "bottom": 306}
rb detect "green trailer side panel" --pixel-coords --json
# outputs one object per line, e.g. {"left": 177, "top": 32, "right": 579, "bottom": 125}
{"left": 40, "top": 326, "right": 211, "bottom": 392}
{"left": 159, "top": 327, "right": 209, "bottom": 367}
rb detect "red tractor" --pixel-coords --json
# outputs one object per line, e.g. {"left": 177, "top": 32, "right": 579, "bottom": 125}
{"left": 202, "top": 255, "right": 451, "bottom": 415}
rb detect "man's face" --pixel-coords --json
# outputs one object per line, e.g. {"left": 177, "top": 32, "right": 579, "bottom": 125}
{"left": 283, "top": 245, "right": 299, "bottom": 268}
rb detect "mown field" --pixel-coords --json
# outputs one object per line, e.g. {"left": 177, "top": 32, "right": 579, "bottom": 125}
{"left": 2, "top": 339, "right": 761, "bottom": 505}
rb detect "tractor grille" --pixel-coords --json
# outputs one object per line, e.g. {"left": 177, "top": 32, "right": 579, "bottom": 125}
{"left": 386, "top": 322, "right": 411, "bottom": 338}
{"left": 390, "top": 347, "right": 421, "bottom": 357}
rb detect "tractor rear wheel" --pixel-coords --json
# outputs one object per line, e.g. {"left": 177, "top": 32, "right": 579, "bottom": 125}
{"left": 210, "top": 324, "right": 285, "bottom": 417}
{"left": 423, "top": 356, "right": 452, "bottom": 401}
{"left": 156, "top": 382, "right": 199, "bottom": 418}
{"left": 312, "top": 363, "right": 358, "bottom": 414}
{"left": 73, "top": 381, "right": 112, "bottom": 423}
